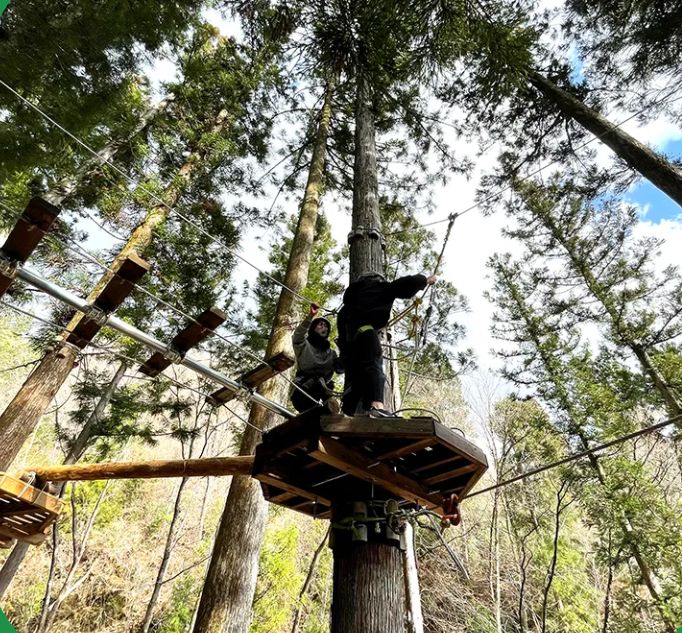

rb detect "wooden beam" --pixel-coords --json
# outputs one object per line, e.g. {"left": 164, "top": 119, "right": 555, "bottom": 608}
{"left": 373, "top": 438, "right": 438, "bottom": 462}
{"left": 0, "top": 197, "right": 61, "bottom": 297}
{"left": 25, "top": 455, "right": 255, "bottom": 482}
{"left": 321, "top": 415, "right": 436, "bottom": 439}
{"left": 66, "top": 254, "right": 150, "bottom": 348}
{"left": 140, "top": 306, "right": 226, "bottom": 377}
{"left": 422, "top": 463, "right": 479, "bottom": 486}
{"left": 310, "top": 436, "right": 441, "bottom": 510}
{"left": 208, "top": 351, "right": 295, "bottom": 405}
{"left": 0, "top": 473, "right": 62, "bottom": 514}
{"left": 256, "top": 473, "right": 331, "bottom": 507}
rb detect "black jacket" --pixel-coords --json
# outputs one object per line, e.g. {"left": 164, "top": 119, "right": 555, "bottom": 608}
{"left": 337, "top": 274, "right": 427, "bottom": 347}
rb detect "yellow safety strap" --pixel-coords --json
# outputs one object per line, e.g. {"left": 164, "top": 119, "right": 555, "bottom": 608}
{"left": 357, "top": 324, "right": 374, "bottom": 334}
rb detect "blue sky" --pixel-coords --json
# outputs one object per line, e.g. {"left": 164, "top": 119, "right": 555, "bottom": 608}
{"left": 625, "top": 140, "right": 682, "bottom": 222}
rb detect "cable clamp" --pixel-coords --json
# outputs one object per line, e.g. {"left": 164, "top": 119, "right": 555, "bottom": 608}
{"left": 235, "top": 385, "right": 255, "bottom": 404}
{"left": 82, "top": 304, "right": 109, "bottom": 327}
{"left": 0, "top": 255, "right": 18, "bottom": 280}
{"left": 163, "top": 345, "right": 185, "bottom": 365}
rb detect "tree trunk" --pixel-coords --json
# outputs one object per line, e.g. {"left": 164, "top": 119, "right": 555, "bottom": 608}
{"left": 529, "top": 72, "right": 682, "bottom": 208}
{"left": 330, "top": 70, "right": 406, "bottom": 633}
{"left": 139, "top": 477, "right": 189, "bottom": 633}
{"left": 331, "top": 543, "right": 405, "bottom": 633}
{"left": 192, "top": 83, "right": 333, "bottom": 633}
{"left": 0, "top": 106, "right": 227, "bottom": 472}
{"left": 349, "top": 72, "right": 383, "bottom": 282}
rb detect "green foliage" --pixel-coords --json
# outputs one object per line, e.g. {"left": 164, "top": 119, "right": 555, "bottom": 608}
{"left": 157, "top": 574, "right": 200, "bottom": 633}
{"left": 250, "top": 522, "right": 302, "bottom": 633}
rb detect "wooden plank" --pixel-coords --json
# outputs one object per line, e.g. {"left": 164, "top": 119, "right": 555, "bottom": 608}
{"left": 140, "top": 307, "right": 226, "bottom": 377}
{"left": 410, "top": 454, "right": 466, "bottom": 475}
{"left": 433, "top": 424, "right": 488, "bottom": 466}
{"left": 373, "top": 438, "right": 438, "bottom": 462}
{"left": 208, "top": 352, "right": 295, "bottom": 404}
{"left": 255, "top": 473, "right": 331, "bottom": 507}
{"left": 310, "top": 437, "right": 441, "bottom": 510}
{"left": 321, "top": 415, "right": 436, "bottom": 439}
{"left": 1, "top": 197, "right": 61, "bottom": 263}
{"left": 422, "top": 463, "right": 479, "bottom": 486}
{"left": 66, "top": 254, "right": 150, "bottom": 348}
{"left": 0, "top": 473, "right": 63, "bottom": 514}
{"left": 0, "top": 525, "right": 48, "bottom": 545}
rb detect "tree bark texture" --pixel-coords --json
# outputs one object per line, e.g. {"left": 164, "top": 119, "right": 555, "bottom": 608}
{"left": 350, "top": 73, "right": 383, "bottom": 282}
{"left": 0, "top": 106, "right": 225, "bottom": 472}
{"left": 529, "top": 72, "right": 682, "bottom": 209}
{"left": 192, "top": 84, "right": 333, "bottom": 633}
{"left": 331, "top": 543, "right": 406, "bottom": 633}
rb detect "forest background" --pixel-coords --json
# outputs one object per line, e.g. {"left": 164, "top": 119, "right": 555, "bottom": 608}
{"left": 0, "top": 0, "right": 681, "bottom": 632}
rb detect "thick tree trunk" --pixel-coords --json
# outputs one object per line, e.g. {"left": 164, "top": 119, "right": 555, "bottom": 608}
{"left": 349, "top": 73, "right": 383, "bottom": 281}
{"left": 330, "top": 71, "right": 405, "bottom": 633}
{"left": 139, "top": 477, "right": 189, "bottom": 633}
{"left": 192, "top": 84, "right": 333, "bottom": 633}
{"left": 0, "top": 104, "right": 224, "bottom": 471}
{"left": 529, "top": 72, "right": 682, "bottom": 208}
{"left": 331, "top": 543, "right": 405, "bottom": 633}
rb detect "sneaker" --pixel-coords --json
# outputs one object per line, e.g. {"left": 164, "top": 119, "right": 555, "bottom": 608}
{"left": 368, "top": 407, "right": 400, "bottom": 419}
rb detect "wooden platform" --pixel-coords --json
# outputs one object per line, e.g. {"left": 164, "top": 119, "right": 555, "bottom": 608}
{"left": 0, "top": 473, "right": 63, "bottom": 547}
{"left": 252, "top": 413, "right": 488, "bottom": 519}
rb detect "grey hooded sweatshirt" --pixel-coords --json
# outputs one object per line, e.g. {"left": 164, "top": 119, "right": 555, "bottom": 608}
{"left": 292, "top": 315, "right": 342, "bottom": 383}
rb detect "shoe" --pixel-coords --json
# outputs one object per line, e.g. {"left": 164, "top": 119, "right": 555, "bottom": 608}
{"left": 368, "top": 407, "right": 400, "bottom": 419}
{"left": 326, "top": 397, "right": 341, "bottom": 415}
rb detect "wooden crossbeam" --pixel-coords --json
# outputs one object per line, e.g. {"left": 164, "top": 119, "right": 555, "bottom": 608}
{"left": 140, "top": 307, "right": 226, "bottom": 377}
{"left": 0, "top": 197, "right": 61, "bottom": 298}
{"left": 310, "top": 436, "right": 442, "bottom": 510}
{"left": 26, "top": 455, "right": 254, "bottom": 482}
{"left": 65, "top": 254, "right": 150, "bottom": 348}
{"left": 208, "top": 351, "right": 294, "bottom": 405}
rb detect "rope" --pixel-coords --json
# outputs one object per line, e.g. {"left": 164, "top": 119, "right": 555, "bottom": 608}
{"left": 464, "top": 414, "right": 682, "bottom": 499}
{"left": 0, "top": 77, "right": 334, "bottom": 315}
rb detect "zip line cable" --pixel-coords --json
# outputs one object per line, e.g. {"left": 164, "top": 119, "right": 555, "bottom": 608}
{"left": 0, "top": 199, "right": 322, "bottom": 408}
{"left": 0, "top": 77, "right": 333, "bottom": 315}
{"left": 0, "top": 300, "right": 262, "bottom": 435}
{"left": 464, "top": 414, "right": 682, "bottom": 499}
{"left": 387, "top": 86, "right": 682, "bottom": 238}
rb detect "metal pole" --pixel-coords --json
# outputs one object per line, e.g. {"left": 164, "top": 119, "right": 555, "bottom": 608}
{"left": 16, "top": 265, "right": 293, "bottom": 419}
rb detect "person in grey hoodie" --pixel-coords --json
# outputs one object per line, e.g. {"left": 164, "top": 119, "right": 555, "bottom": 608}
{"left": 291, "top": 303, "right": 343, "bottom": 413}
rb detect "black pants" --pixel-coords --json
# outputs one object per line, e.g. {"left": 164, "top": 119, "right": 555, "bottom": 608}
{"left": 291, "top": 376, "right": 332, "bottom": 413}
{"left": 341, "top": 328, "right": 385, "bottom": 415}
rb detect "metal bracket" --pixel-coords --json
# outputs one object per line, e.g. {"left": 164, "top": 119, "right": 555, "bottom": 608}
{"left": 82, "top": 304, "right": 109, "bottom": 327}
{"left": 347, "top": 226, "right": 384, "bottom": 244}
{"left": 163, "top": 345, "right": 185, "bottom": 365}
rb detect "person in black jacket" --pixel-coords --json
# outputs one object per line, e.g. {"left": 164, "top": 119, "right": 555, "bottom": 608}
{"left": 337, "top": 271, "right": 437, "bottom": 417}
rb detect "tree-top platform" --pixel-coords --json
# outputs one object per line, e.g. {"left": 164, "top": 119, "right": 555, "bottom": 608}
{"left": 252, "top": 411, "right": 488, "bottom": 519}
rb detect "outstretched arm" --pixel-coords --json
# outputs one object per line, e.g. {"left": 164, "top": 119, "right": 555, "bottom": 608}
{"left": 388, "top": 274, "right": 436, "bottom": 299}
